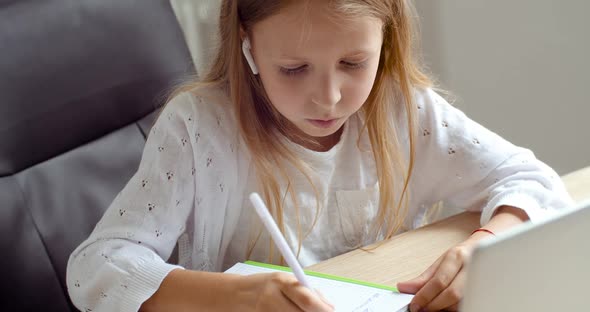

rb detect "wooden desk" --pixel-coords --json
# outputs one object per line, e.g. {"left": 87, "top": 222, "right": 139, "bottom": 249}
{"left": 308, "top": 171, "right": 588, "bottom": 287}
{"left": 561, "top": 166, "right": 590, "bottom": 203}
{"left": 307, "top": 212, "right": 481, "bottom": 287}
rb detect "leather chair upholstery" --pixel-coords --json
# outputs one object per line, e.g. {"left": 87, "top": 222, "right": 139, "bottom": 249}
{"left": 0, "top": 1, "right": 194, "bottom": 311}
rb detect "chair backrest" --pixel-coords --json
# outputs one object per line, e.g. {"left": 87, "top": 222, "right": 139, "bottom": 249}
{"left": 0, "top": 1, "right": 194, "bottom": 310}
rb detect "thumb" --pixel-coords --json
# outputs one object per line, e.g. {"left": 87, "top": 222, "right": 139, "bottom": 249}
{"left": 397, "top": 276, "right": 427, "bottom": 294}
{"left": 397, "top": 257, "right": 443, "bottom": 294}
{"left": 314, "top": 289, "right": 335, "bottom": 310}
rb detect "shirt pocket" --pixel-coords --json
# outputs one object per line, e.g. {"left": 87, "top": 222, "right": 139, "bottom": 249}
{"left": 334, "top": 185, "right": 379, "bottom": 249}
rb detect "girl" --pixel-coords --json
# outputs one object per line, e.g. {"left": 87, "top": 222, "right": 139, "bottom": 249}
{"left": 67, "top": 0, "right": 573, "bottom": 311}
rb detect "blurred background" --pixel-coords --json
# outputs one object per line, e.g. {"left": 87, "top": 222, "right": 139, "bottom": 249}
{"left": 414, "top": 0, "right": 589, "bottom": 175}
{"left": 172, "top": 0, "right": 589, "bottom": 175}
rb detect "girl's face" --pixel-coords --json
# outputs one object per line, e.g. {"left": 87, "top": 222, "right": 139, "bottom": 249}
{"left": 249, "top": 1, "right": 383, "bottom": 150}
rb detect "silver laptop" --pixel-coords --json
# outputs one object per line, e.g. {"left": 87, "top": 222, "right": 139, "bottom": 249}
{"left": 461, "top": 201, "right": 590, "bottom": 312}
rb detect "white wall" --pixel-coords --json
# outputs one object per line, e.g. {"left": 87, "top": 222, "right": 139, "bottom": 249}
{"left": 414, "top": 0, "right": 590, "bottom": 175}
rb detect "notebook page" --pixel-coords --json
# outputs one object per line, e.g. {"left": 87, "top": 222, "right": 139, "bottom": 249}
{"left": 225, "top": 263, "right": 413, "bottom": 312}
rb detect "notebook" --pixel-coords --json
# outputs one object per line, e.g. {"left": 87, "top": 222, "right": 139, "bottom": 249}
{"left": 225, "top": 261, "right": 413, "bottom": 312}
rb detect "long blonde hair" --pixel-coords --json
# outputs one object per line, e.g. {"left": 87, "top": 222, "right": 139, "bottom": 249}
{"left": 171, "top": 0, "right": 432, "bottom": 262}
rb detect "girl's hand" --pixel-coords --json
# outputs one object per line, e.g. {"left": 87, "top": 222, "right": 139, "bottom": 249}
{"left": 396, "top": 232, "right": 491, "bottom": 312}
{"left": 236, "top": 272, "right": 334, "bottom": 312}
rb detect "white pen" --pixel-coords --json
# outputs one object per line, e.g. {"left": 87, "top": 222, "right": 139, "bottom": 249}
{"left": 249, "top": 192, "right": 313, "bottom": 289}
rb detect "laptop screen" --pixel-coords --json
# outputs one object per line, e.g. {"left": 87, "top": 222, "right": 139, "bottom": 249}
{"left": 461, "top": 201, "right": 590, "bottom": 312}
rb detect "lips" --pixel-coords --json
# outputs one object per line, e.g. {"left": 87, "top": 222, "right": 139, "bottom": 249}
{"left": 307, "top": 118, "right": 339, "bottom": 129}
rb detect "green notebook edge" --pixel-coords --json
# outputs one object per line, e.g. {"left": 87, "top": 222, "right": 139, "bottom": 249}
{"left": 244, "top": 260, "right": 399, "bottom": 293}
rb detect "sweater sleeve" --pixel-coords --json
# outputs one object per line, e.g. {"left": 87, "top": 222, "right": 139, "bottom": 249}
{"left": 66, "top": 92, "right": 199, "bottom": 312}
{"left": 410, "top": 88, "right": 574, "bottom": 226}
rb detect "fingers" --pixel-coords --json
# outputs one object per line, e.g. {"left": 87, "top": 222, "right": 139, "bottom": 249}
{"left": 280, "top": 278, "right": 334, "bottom": 312}
{"left": 274, "top": 293, "right": 306, "bottom": 312}
{"left": 254, "top": 273, "right": 302, "bottom": 312}
{"left": 397, "top": 256, "right": 444, "bottom": 294}
{"left": 314, "top": 289, "right": 335, "bottom": 309}
{"left": 424, "top": 270, "right": 466, "bottom": 312}
{"left": 408, "top": 246, "right": 469, "bottom": 312}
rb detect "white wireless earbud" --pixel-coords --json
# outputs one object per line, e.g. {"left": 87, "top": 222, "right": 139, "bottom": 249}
{"left": 242, "top": 37, "right": 259, "bottom": 75}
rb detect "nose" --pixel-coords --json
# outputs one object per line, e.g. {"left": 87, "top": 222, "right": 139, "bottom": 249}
{"left": 311, "top": 72, "right": 341, "bottom": 110}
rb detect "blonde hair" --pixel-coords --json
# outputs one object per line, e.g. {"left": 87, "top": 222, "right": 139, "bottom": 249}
{"left": 171, "top": 0, "right": 432, "bottom": 263}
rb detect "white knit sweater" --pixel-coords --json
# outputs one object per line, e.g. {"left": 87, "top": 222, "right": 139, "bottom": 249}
{"left": 66, "top": 87, "right": 573, "bottom": 312}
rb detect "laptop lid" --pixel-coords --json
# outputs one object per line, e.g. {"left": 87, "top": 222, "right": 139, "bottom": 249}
{"left": 461, "top": 201, "right": 590, "bottom": 312}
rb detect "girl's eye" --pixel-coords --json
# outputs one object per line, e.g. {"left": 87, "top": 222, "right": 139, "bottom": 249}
{"left": 341, "top": 60, "right": 367, "bottom": 70}
{"left": 280, "top": 65, "right": 308, "bottom": 76}
{"left": 279, "top": 60, "right": 366, "bottom": 77}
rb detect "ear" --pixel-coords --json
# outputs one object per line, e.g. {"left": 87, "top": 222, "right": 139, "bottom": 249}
{"left": 241, "top": 36, "right": 259, "bottom": 75}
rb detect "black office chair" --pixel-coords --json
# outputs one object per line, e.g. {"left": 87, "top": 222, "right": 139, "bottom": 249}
{"left": 0, "top": 1, "right": 194, "bottom": 310}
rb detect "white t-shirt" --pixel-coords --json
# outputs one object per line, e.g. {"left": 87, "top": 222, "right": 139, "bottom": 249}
{"left": 66, "top": 87, "right": 573, "bottom": 312}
